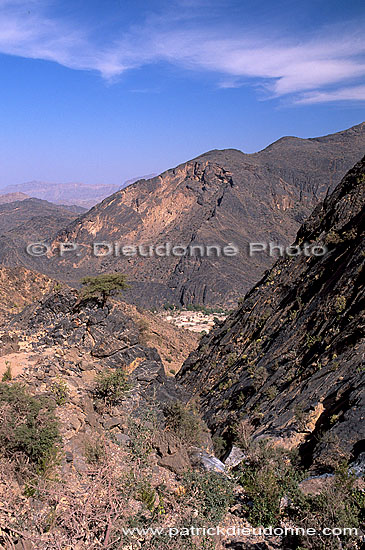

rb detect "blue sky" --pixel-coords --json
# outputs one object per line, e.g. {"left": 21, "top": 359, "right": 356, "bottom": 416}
{"left": 0, "top": 0, "right": 364, "bottom": 187}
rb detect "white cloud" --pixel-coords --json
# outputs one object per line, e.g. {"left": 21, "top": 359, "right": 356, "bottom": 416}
{"left": 295, "top": 85, "right": 365, "bottom": 104}
{"left": 0, "top": 1, "right": 364, "bottom": 103}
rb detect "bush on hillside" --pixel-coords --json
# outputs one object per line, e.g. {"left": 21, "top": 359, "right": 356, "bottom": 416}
{"left": 0, "top": 383, "right": 60, "bottom": 468}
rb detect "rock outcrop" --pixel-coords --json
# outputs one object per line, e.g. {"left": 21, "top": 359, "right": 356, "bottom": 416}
{"left": 8, "top": 287, "right": 187, "bottom": 407}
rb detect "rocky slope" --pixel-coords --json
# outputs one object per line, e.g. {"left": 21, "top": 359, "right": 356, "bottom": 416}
{"left": 0, "top": 198, "right": 83, "bottom": 235}
{"left": 0, "top": 289, "right": 235, "bottom": 550}
{"left": 107, "top": 301, "right": 199, "bottom": 374}
{"left": 0, "top": 266, "right": 54, "bottom": 322}
{"left": 12, "top": 122, "right": 365, "bottom": 308}
{"left": 0, "top": 277, "right": 197, "bottom": 374}
{"left": 0, "top": 239, "right": 363, "bottom": 549}
{"left": 178, "top": 156, "right": 365, "bottom": 474}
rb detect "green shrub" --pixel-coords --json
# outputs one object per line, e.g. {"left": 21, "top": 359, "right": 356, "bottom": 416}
{"left": 182, "top": 471, "right": 234, "bottom": 524}
{"left": 305, "top": 334, "right": 320, "bottom": 348}
{"left": 137, "top": 318, "right": 150, "bottom": 344}
{"left": 185, "top": 304, "right": 228, "bottom": 315}
{"left": 236, "top": 442, "right": 302, "bottom": 527}
{"left": 84, "top": 438, "right": 105, "bottom": 464}
{"left": 227, "top": 352, "right": 237, "bottom": 367}
{"left": 234, "top": 390, "right": 247, "bottom": 409}
{"left": 163, "top": 302, "right": 176, "bottom": 311}
{"left": 247, "top": 365, "right": 268, "bottom": 390}
{"left": 264, "top": 385, "right": 278, "bottom": 400}
{"left": 342, "top": 228, "right": 357, "bottom": 241}
{"left": 163, "top": 401, "right": 207, "bottom": 445}
{"left": 234, "top": 426, "right": 363, "bottom": 549}
{"left": 127, "top": 418, "right": 154, "bottom": 464}
{"left": 212, "top": 434, "right": 228, "bottom": 459}
{"left": 334, "top": 295, "right": 346, "bottom": 314}
{"left": 289, "top": 309, "right": 298, "bottom": 321}
{"left": 325, "top": 231, "right": 341, "bottom": 245}
{"left": 234, "top": 418, "right": 255, "bottom": 452}
{"left": 137, "top": 319, "right": 149, "bottom": 333}
{"left": 0, "top": 383, "right": 60, "bottom": 468}
{"left": 93, "top": 368, "right": 130, "bottom": 406}
{"left": 50, "top": 377, "right": 69, "bottom": 405}
{"left": 287, "top": 462, "right": 364, "bottom": 550}
{"left": 137, "top": 481, "right": 157, "bottom": 513}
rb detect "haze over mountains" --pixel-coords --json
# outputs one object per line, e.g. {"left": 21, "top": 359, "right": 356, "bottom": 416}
{"left": 1, "top": 174, "right": 157, "bottom": 209}
{"left": 5, "top": 122, "right": 364, "bottom": 308}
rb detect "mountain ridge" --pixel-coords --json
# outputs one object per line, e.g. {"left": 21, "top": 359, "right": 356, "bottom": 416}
{"left": 1, "top": 122, "right": 365, "bottom": 308}
{"left": 0, "top": 192, "right": 30, "bottom": 204}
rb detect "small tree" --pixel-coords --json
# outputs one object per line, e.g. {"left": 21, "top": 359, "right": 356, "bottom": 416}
{"left": 80, "top": 273, "right": 129, "bottom": 305}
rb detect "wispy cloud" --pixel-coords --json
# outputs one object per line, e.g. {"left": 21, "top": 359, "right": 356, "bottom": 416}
{"left": 295, "top": 85, "right": 365, "bottom": 104}
{"left": 0, "top": 0, "right": 131, "bottom": 76}
{"left": 0, "top": 0, "right": 364, "bottom": 104}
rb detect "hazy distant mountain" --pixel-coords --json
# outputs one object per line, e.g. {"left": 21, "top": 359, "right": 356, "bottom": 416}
{"left": 0, "top": 192, "right": 86, "bottom": 214}
{"left": 1, "top": 181, "right": 120, "bottom": 209}
{"left": 2, "top": 174, "right": 158, "bottom": 209}
{"left": 56, "top": 203, "right": 88, "bottom": 214}
{"left": 0, "top": 198, "right": 85, "bottom": 235}
{"left": 0, "top": 192, "right": 30, "bottom": 204}
{"left": 2, "top": 122, "right": 365, "bottom": 307}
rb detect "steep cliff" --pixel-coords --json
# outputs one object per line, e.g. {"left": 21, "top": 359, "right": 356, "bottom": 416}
{"left": 179, "top": 156, "right": 365, "bottom": 473}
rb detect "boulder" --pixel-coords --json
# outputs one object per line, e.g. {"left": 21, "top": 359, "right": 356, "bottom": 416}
{"left": 224, "top": 446, "right": 246, "bottom": 469}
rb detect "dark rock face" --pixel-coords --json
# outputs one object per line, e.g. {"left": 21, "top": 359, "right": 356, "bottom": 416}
{"left": 6, "top": 123, "right": 365, "bottom": 308}
{"left": 178, "top": 156, "right": 365, "bottom": 473}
